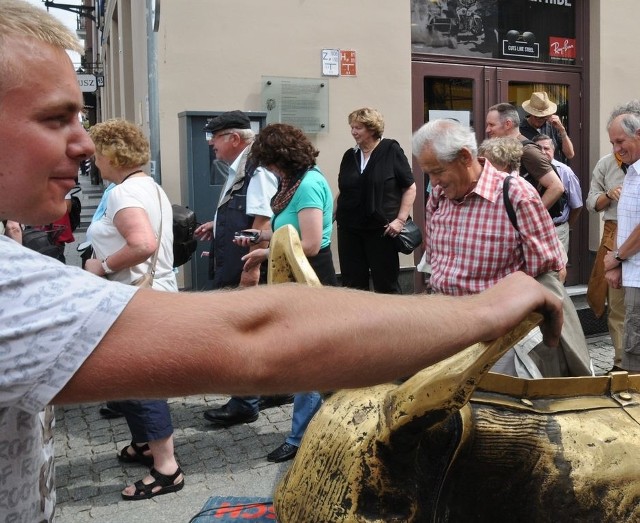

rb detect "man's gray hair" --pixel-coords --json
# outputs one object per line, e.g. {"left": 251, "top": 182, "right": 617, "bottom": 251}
{"left": 412, "top": 119, "right": 478, "bottom": 162}
{"left": 488, "top": 103, "right": 521, "bottom": 127}
{"left": 607, "top": 100, "right": 640, "bottom": 136}
{"left": 236, "top": 128, "right": 256, "bottom": 143}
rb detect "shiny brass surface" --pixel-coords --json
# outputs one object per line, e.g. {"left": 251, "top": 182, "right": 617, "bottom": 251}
{"left": 267, "top": 224, "right": 321, "bottom": 287}
{"left": 268, "top": 230, "right": 640, "bottom": 522}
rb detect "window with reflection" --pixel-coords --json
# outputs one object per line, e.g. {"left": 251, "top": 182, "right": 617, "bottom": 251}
{"left": 411, "top": 0, "right": 576, "bottom": 64}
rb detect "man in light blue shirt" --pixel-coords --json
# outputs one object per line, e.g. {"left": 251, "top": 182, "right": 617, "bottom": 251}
{"left": 533, "top": 134, "right": 583, "bottom": 254}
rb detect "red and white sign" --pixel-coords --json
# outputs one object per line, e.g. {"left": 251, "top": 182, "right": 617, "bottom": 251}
{"left": 340, "top": 50, "right": 357, "bottom": 76}
{"left": 549, "top": 37, "right": 576, "bottom": 59}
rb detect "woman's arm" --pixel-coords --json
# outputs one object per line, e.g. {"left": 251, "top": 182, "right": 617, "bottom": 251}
{"left": 85, "top": 207, "right": 157, "bottom": 276}
{"left": 397, "top": 183, "right": 417, "bottom": 223}
{"left": 385, "top": 183, "right": 417, "bottom": 237}
{"left": 241, "top": 208, "right": 323, "bottom": 270}
{"left": 297, "top": 207, "right": 323, "bottom": 257}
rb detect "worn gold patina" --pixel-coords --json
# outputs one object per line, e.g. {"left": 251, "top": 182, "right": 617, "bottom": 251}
{"left": 268, "top": 226, "right": 640, "bottom": 522}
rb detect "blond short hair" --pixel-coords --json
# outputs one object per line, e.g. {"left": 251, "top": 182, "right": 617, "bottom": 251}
{"left": 478, "top": 137, "right": 523, "bottom": 173}
{"left": 89, "top": 119, "right": 151, "bottom": 169}
{"left": 0, "top": 0, "right": 82, "bottom": 93}
{"left": 348, "top": 108, "right": 385, "bottom": 139}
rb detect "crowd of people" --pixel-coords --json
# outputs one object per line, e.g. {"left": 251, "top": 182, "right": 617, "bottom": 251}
{"left": 0, "top": 0, "right": 637, "bottom": 520}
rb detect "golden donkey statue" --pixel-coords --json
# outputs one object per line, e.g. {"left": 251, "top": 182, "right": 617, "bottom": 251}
{"left": 268, "top": 225, "right": 640, "bottom": 523}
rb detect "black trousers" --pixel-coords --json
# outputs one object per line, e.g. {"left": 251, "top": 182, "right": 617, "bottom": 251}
{"left": 337, "top": 226, "right": 400, "bottom": 294}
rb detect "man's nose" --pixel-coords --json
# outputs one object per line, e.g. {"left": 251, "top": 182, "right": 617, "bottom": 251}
{"left": 69, "top": 124, "right": 95, "bottom": 159}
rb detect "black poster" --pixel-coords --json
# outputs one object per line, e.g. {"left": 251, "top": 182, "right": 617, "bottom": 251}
{"left": 411, "top": 0, "right": 576, "bottom": 64}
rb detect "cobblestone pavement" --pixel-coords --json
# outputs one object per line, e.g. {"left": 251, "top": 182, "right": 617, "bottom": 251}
{"left": 54, "top": 335, "right": 614, "bottom": 523}
{"left": 53, "top": 174, "right": 616, "bottom": 522}
{"left": 55, "top": 397, "right": 293, "bottom": 522}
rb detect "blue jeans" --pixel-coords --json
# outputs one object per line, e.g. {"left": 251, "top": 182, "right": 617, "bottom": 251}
{"left": 285, "top": 392, "right": 322, "bottom": 447}
{"left": 110, "top": 399, "right": 173, "bottom": 442}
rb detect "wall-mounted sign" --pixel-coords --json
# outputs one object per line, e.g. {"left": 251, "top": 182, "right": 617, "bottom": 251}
{"left": 77, "top": 73, "right": 97, "bottom": 93}
{"left": 549, "top": 37, "right": 576, "bottom": 60}
{"left": 321, "top": 49, "right": 357, "bottom": 77}
{"left": 340, "top": 50, "right": 357, "bottom": 76}
{"left": 262, "top": 76, "right": 329, "bottom": 133}
{"left": 96, "top": 74, "right": 105, "bottom": 87}
{"left": 502, "top": 38, "right": 539, "bottom": 59}
{"left": 321, "top": 49, "right": 340, "bottom": 76}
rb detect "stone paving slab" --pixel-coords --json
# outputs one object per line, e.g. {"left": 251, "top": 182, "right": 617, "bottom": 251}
{"left": 55, "top": 396, "right": 292, "bottom": 523}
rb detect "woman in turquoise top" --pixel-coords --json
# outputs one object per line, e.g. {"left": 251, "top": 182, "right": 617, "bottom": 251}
{"left": 238, "top": 123, "right": 336, "bottom": 463}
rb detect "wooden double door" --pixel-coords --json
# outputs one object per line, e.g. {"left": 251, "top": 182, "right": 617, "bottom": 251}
{"left": 412, "top": 61, "right": 585, "bottom": 287}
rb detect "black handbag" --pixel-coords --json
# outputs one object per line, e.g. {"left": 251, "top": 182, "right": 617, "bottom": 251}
{"left": 394, "top": 218, "right": 423, "bottom": 255}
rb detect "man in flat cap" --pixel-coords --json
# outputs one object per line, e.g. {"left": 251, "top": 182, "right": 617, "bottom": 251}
{"left": 520, "top": 91, "right": 575, "bottom": 164}
{"left": 195, "top": 111, "right": 291, "bottom": 426}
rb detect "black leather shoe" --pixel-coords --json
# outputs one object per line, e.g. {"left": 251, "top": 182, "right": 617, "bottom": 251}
{"left": 203, "top": 402, "right": 259, "bottom": 427}
{"left": 258, "top": 395, "right": 295, "bottom": 410}
{"left": 267, "top": 442, "right": 298, "bottom": 463}
{"left": 99, "top": 404, "right": 124, "bottom": 419}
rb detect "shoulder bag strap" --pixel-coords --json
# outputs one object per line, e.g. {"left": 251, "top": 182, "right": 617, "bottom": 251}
{"left": 503, "top": 175, "right": 519, "bottom": 232}
{"left": 146, "top": 185, "right": 163, "bottom": 279}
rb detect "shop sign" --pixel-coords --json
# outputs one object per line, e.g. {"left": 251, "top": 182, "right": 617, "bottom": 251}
{"left": 549, "top": 37, "right": 576, "bottom": 59}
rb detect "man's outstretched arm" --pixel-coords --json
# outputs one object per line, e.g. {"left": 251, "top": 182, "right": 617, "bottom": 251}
{"left": 54, "top": 272, "right": 562, "bottom": 404}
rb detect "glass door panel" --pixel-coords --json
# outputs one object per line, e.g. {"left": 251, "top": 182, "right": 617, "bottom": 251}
{"left": 498, "top": 70, "right": 583, "bottom": 284}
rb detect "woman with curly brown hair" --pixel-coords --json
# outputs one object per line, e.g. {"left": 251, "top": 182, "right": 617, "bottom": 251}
{"left": 238, "top": 123, "right": 336, "bottom": 462}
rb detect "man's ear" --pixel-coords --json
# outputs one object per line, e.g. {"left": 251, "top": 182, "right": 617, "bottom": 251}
{"left": 458, "top": 148, "right": 474, "bottom": 166}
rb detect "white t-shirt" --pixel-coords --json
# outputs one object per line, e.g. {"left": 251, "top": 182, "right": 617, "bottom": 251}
{"left": 0, "top": 236, "right": 136, "bottom": 522}
{"left": 246, "top": 166, "right": 278, "bottom": 218}
{"left": 87, "top": 176, "right": 178, "bottom": 292}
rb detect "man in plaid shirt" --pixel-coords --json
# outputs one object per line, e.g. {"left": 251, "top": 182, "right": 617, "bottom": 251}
{"left": 413, "top": 119, "right": 593, "bottom": 377}
{"left": 413, "top": 119, "right": 564, "bottom": 296}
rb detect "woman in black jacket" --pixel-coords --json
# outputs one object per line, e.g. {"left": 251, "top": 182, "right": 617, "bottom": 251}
{"left": 335, "top": 107, "right": 416, "bottom": 294}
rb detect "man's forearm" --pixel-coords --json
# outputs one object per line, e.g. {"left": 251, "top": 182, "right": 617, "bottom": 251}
{"left": 54, "top": 273, "right": 562, "bottom": 404}
{"left": 560, "top": 133, "right": 575, "bottom": 159}
{"left": 538, "top": 170, "right": 565, "bottom": 208}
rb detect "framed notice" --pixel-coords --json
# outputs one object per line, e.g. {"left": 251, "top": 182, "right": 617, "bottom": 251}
{"left": 262, "top": 76, "right": 329, "bottom": 133}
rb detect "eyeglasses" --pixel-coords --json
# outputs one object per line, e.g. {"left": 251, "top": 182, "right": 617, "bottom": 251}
{"left": 205, "top": 131, "right": 233, "bottom": 142}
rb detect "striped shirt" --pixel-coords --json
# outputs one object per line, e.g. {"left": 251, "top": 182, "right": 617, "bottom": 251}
{"left": 426, "top": 158, "right": 564, "bottom": 296}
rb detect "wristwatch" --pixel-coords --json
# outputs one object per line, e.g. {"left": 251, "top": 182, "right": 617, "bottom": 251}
{"left": 101, "top": 258, "right": 115, "bottom": 275}
{"left": 614, "top": 250, "right": 625, "bottom": 263}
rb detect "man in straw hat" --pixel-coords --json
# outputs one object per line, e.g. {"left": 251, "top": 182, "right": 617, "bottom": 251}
{"left": 520, "top": 91, "right": 575, "bottom": 163}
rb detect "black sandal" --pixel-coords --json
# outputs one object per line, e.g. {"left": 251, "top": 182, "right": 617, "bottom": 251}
{"left": 121, "top": 467, "right": 184, "bottom": 501}
{"left": 117, "top": 442, "right": 154, "bottom": 467}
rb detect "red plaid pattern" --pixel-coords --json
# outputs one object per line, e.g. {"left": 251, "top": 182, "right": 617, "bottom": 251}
{"left": 426, "top": 159, "right": 564, "bottom": 296}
